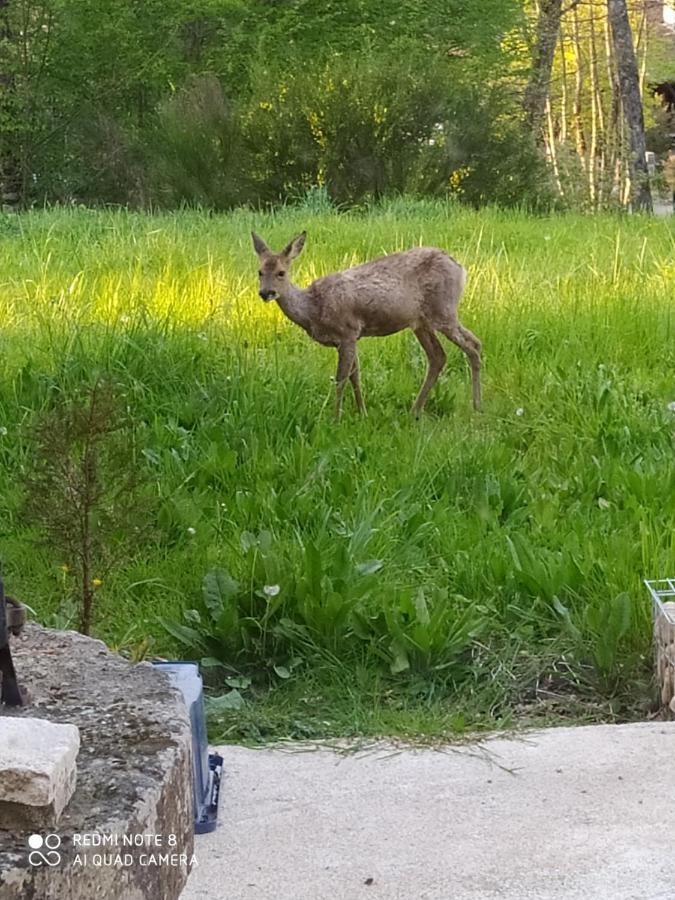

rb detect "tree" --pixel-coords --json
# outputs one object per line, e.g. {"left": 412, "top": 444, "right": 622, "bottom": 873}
{"left": 607, "top": 0, "right": 653, "bottom": 211}
{"left": 23, "top": 380, "right": 149, "bottom": 635}
{"left": 524, "top": 0, "right": 564, "bottom": 137}
{"left": 0, "top": 0, "right": 20, "bottom": 202}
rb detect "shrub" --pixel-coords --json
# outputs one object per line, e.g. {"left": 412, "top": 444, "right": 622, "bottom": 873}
{"left": 147, "top": 74, "right": 243, "bottom": 209}
{"left": 240, "top": 53, "right": 553, "bottom": 209}
{"left": 22, "top": 379, "right": 150, "bottom": 634}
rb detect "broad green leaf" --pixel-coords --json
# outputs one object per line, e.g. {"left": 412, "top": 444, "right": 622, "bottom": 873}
{"left": 225, "top": 675, "right": 252, "bottom": 689}
{"left": 202, "top": 568, "right": 240, "bottom": 612}
{"left": 201, "top": 656, "right": 224, "bottom": 668}
{"left": 207, "top": 689, "right": 245, "bottom": 712}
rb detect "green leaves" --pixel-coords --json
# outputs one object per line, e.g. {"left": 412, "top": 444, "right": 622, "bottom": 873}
{"left": 4, "top": 203, "right": 673, "bottom": 719}
{"left": 206, "top": 689, "right": 245, "bottom": 712}
{"left": 159, "top": 528, "right": 485, "bottom": 679}
{"left": 203, "top": 568, "right": 240, "bottom": 612}
{"left": 584, "top": 592, "right": 634, "bottom": 682}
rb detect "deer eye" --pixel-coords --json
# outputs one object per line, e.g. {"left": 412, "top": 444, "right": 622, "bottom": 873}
{"left": 258, "top": 271, "right": 263, "bottom": 277}
{"left": 277, "top": 271, "right": 285, "bottom": 278}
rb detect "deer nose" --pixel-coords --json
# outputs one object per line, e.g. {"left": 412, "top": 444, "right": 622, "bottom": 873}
{"left": 259, "top": 289, "right": 277, "bottom": 301}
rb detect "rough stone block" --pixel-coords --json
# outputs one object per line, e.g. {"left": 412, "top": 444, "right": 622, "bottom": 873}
{"left": 0, "top": 624, "right": 194, "bottom": 900}
{"left": 654, "top": 600, "right": 675, "bottom": 713}
{"left": 0, "top": 717, "right": 79, "bottom": 829}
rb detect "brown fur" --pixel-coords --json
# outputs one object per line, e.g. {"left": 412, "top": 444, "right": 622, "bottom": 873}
{"left": 251, "top": 231, "right": 482, "bottom": 419}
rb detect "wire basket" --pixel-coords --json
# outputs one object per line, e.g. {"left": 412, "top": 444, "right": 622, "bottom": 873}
{"left": 645, "top": 578, "right": 675, "bottom": 623}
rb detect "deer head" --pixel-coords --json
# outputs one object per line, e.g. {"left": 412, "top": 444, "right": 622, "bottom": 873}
{"left": 251, "top": 231, "right": 306, "bottom": 302}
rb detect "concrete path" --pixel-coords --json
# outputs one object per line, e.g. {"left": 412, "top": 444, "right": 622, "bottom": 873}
{"left": 182, "top": 723, "right": 675, "bottom": 900}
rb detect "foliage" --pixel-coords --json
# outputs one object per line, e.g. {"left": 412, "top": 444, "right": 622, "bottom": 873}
{"left": 0, "top": 0, "right": 189, "bottom": 202}
{"left": 241, "top": 53, "right": 451, "bottom": 206}
{"left": 0, "top": 0, "right": 554, "bottom": 209}
{"left": 541, "top": 0, "right": 675, "bottom": 209}
{"left": 148, "top": 75, "right": 242, "bottom": 209}
{"left": 236, "top": 53, "right": 554, "bottom": 208}
{"left": 0, "top": 202, "right": 672, "bottom": 729}
{"left": 21, "top": 379, "right": 151, "bottom": 634}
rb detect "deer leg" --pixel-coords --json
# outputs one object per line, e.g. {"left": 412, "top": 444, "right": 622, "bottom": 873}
{"left": 411, "top": 328, "right": 446, "bottom": 417}
{"left": 442, "top": 323, "right": 482, "bottom": 411}
{"left": 335, "top": 341, "right": 356, "bottom": 420}
{"left": 349, "top": 351, "right": 367, "bottom": 415}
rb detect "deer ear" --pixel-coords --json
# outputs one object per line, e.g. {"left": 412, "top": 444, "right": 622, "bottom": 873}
{"left": 282, "top": 231, "right": 306, "bottom": 261}
{"left": 251, "top": 231, "right": 269, "bottom": 256}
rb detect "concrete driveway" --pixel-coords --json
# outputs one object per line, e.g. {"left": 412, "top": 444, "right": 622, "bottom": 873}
{"left": 182, "top": 722, "right": 675, "bottom": 900}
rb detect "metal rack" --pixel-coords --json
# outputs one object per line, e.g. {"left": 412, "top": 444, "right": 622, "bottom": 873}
{"left": 645, "top": 578, "right": 675, "bottom": 624}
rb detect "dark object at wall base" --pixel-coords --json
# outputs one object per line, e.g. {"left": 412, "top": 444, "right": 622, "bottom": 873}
{"left": 0, "top": 579, "right": 23, "bottom": 706}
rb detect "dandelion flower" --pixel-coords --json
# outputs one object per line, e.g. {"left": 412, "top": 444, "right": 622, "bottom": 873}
{"left": 263, "top": 584, "right": 280, "bottom": 597}
{"left": 92, "top": 578, "right": 103, "bottom": 588}
{"left": 60, "top": 564, "right": 70, "bottom": 573}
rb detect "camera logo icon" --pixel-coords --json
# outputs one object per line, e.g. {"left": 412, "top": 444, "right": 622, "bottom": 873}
{"left": 28, "top": 833, "right": 62, "bottom": 866}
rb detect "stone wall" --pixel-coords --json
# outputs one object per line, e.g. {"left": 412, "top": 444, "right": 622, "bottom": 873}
{"left": 0, "top": 624, "right": 194, "bottom": 900}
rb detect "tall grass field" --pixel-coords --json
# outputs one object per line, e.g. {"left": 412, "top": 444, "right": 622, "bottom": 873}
{"left": 1, "top": 200, "right": 673, "bottom": 740}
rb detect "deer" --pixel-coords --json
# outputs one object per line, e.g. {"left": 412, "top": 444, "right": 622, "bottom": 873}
{"left": 251, "top": 231, "right": 481, "bottom": 420}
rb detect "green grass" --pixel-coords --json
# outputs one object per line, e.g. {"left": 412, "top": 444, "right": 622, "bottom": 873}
{"left": 0, "top": 199, "right": 673, "bottom": 741}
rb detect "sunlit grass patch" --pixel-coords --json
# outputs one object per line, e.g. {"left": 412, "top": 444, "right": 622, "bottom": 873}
{"left": 0, "top": 200, "right": 673, "bottom": 739}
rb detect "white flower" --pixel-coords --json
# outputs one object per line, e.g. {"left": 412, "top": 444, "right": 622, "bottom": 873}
{"left": 187, "top": 527, "right": 196, "bottom": 536}
{"left": 515, "top": 408, "right": 524, "bottom": 417}
{"left": 263, "top": 584, "right": 280, "bottom": 597}
{"left": 0, "top": 427, "right": 7, "bottom": 436}
{"left": 667, "top": 401, "right": 675, "bottom": 413}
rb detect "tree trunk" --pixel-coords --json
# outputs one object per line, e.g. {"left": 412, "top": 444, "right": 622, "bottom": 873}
{"left": 604, "top": 13, "right": 621, "bottom": 204}
{"left": 559, "top": 26, "right": 568, "bottom": 143}
{"left": 546, "top": 95, "right": 565, "bottom": 196}
{"left": 571, "top": 4, "right": 587, "bottom": 167}
{"left": 588, "top": 4, "right": 606, "bottom": 207}
{"left": 0, "top": 0, "right": 19, "bottom": 204}
{"left": 607, "top": 0, "right": 652, "bottom": 212}
{"left": 524, "top": 0, "right": 564, "bottom": 138}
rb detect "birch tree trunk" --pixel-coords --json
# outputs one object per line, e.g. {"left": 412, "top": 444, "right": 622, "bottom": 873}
{"left": 571, "top": 4, "right": 587, "bottom": 169}
{"left": 588, "top": 7, "right": 600, "bottom": 207}
{"left": 607, "top": 0, "right": 652, "bottom": 212}
{"left": 559, "top": 27, "right": 568, "bottom": 143}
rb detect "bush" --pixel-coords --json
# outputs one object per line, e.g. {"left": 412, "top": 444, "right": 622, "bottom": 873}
{"left": 240, "top": 53, "right": 553, "bottom": 209}
{"left": 240, "top": 53, "right": 445, "bottom": 205}
{"left": 147, "top": 74, "right": 243, "bottom": 209}
{"left": 7, "top": 51, "right": 555, "bottom": 211}
{"left": 22, "top": 379, "right": 151, "bottom": 634}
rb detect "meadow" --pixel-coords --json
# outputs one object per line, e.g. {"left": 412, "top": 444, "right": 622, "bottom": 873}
{"left": 0, "top": 200, "right": 673, "bottom": 740}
